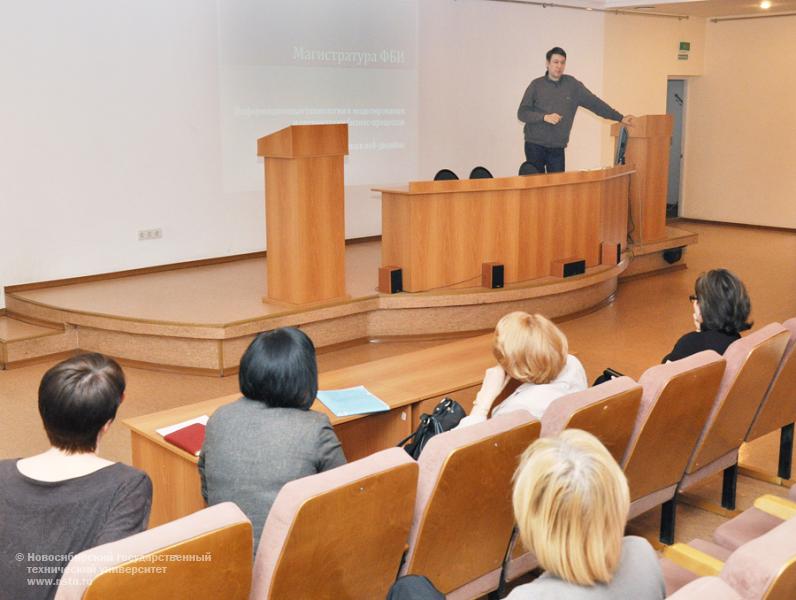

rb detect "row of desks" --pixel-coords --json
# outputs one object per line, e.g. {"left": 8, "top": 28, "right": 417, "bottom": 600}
{"left": 124, "top": 334, "right": 496, "bottom": 526}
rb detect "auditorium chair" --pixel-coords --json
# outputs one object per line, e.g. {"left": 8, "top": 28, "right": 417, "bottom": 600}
{"left": 741, "top": 318, "right": 796, "bottom": 482}
{"left": 660, "top": 514, "right": 796, "bottom": 598}
{"left": 518, "top": 161, "right": 539, "bottom": 176}
{"left": 400, "top": 410, "right": 541, "bottom": 599}
{"left": 500, "top": 377, "right": 644, "bottom": 584}
{"left": 539, "top": 376, "right": 642, "bottom": 463}
{"left": 469, "top": 165, "right": 493, "bottom": 179}
{"left": 674, "top": 323, "right": 789, "bottom": 515}
{"left": 55, "top": 503, "right": 252, "bottom": 600}
{"left": 249, "top": 447, "right": 417, "bottom": 600}
{"left": 433, "top": 168, "right": 459, "bottom": 180}
{"left": 620, "top": 351, "right": 726, "bottom": 544}
{"left": 712, "top": 485, "right": 796, "bottom": 551}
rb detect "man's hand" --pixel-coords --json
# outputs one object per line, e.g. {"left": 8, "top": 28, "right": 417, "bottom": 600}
{"left": 621, "top": 114, "right": 636, "bottom": 126}
{"left": 544, "top": 113, "right": 562, "bottom": 125}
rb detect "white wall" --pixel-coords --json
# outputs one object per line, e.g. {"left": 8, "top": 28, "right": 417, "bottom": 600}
{"left": 601, "top": 13, "right": 705, "bottom": 163}
{"left": 0, "top": 1, "right": 618, "bottom": 308}
{"left": 419, "top": 0, "right": 609, "bottom": 179}
{"left": 0, "top": 1, "right": 262, "bottom": 307}
{"left": 682, "top": 17, "right": 796, "bottom": 228}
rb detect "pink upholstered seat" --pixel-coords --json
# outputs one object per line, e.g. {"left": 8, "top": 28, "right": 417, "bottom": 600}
{"left": 713, "top": 484, "right": 796, "bottom": 551}
{"left": 663, "top": 516, "right": 796, "bottom": 598}
{"left": 621, "top": 351, "right": 726, "bottom": 543}
{"left": 401, "top": 410, "right": 541, "bottom": 600}
{"left": 250, "top": 447, "right": 418, "bottom": 600}
{"left": 664, "top": 576, "right": 742, "bottom": 599}
{"left": 744, "top": 318, "right": 796, "bottom": 479}
{"left": 55, "top": 502, "right": 252, "bottom": 600}
{"left": 677, "top": 324, "right": 790, "bottom": 509}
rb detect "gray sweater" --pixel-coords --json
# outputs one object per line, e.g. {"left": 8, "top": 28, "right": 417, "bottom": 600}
{"left": 0, "top": 461, "right": 152, "bottom": 600}
{"left": 517, "top": 74, "right": 623, "bottom": 148}
{"left": 198, "top": 398, "right": 346, "bottom": 551}
{"left": 506, "top": 536, "right": 665, "bottom": 600}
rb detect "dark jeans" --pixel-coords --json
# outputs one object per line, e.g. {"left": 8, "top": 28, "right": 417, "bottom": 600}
{"left": 524, "top": 142, "right": 565, "bottom": 173}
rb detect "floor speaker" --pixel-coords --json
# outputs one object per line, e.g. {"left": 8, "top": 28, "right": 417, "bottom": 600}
{"left": 551, "top": 258, "right": 586, "bottom": 278}
{"left": 600, "top": 242, "right": 621, "bottom": 266}
{"left": 378, "top": 266, "right": 403, "bottom": 294}
{"left": 481, "top": 262, "right": 504, "bottom": 289}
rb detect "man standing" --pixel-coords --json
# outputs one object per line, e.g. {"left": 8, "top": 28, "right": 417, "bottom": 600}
{"left": 518, "top": 47, "right": 634, "bottom": 173}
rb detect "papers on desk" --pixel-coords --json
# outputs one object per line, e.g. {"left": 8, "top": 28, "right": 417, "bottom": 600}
{"left": 156, "top": 415, "right": 209, "bottom": 457}
{"left": 156, "top": 415, "right": 209, "bottom": 437}
{"left": 317, "top": 386, "right": 390, "bottom": 417}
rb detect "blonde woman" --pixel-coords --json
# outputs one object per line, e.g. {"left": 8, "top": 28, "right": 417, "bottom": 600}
{"left": 508, "top": 430, "right": 664, "bottom": 599}
{"left": 458, "top": 312, "right": 587, "bottom": 427}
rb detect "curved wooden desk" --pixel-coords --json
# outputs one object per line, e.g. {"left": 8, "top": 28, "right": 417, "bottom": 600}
{"left": 376, "top": 165, "right": 633, "bottom": 292}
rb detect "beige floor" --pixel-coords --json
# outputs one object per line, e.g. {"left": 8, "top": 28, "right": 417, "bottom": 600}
{"left": 9, "top": 244, "right": 383, "bottom": 325}
{"left": 1, "top": 220, "right": 794, "bottom": 546}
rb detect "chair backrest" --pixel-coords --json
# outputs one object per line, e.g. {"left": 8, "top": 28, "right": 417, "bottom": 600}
{"left": 518, "top": 161, "right": 539, "bottom": 176}
{"left": 469, "top": 166, "right": 493, "bottom": 179}
{"left": 721, "top": 516, "right": 796, "bottom": 600}
{"left": 434, "top": 168, "right": 459, "bottom": 181}
{"left": 403, "top": 411, "right": 541, "bottom": 594}
{"left": 540, "top": 376, "right": 642, "bottom": 463}
{"left": 250, "top": 447, "right": 418, "bottom": 600}
{"left": 747, "top": 319, "right": 796, "bottom": 441}
{"left": 55, "top": 503, "right": 252, "bottom": 600}
{"left": 622, "top": 351, "right": 726, "bottom": 501}
{"left": 685, "top": 323, "right": 789, "bottom": 475}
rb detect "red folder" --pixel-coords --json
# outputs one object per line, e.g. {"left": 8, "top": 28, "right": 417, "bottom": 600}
{"left": 164, "top": 423, "right": 206, "bottom": 456}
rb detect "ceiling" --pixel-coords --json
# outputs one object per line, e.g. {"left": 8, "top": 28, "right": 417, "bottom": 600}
{"left": 600, "top": 0, "right": 796, "bottom": 18}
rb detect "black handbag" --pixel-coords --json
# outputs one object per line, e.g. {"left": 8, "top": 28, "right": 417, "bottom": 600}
{"left": 397, "top": 397, "right": 466, "bottom": 460}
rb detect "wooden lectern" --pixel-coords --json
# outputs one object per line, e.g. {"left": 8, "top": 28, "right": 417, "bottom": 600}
{"left": 611, "top": 115, "right": 673, "bottom": 244}
{"left": 257, "top": 124, "right": 348, "bottom": 305}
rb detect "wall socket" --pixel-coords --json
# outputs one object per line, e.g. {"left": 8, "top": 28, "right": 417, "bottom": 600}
{"left": 138, "top": 228, "right": 163, "bottom": 241}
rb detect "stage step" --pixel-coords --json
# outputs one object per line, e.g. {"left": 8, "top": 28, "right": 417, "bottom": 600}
{"left": 0, "top": 314, "right": 76, "bottom": 369}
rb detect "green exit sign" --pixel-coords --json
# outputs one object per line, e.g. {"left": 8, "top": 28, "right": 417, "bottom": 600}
{"left": 679, "top": 41, "right": 691, "bottom": 51}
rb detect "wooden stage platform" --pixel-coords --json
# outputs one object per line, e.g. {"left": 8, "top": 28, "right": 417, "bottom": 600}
{"left": 1, "top": 228, "right": 696, "bottom": 374}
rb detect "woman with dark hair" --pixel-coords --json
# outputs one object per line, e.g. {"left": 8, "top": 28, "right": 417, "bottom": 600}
{"left": 663, "top": 268, "right": 752, "bottom": 362}
{"left": 199, "top": 327, "right": 346, "bottom": 550}
{"left": 0, "top": 353, "right": 152, "bottom": 600}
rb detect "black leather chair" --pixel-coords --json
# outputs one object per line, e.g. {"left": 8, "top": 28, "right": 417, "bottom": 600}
{"left": 469, "top": 166, "right": 493, "bottom": 179}
{"left": 433, "top": 169, "right": 459, "bottom": 181}
{"left": 518, "top": 161, "right": 539, "bottom": 176}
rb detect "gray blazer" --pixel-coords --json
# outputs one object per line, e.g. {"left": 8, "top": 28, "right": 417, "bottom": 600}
{"left": 198, "top": 398, "right": 346, "bottom": 550}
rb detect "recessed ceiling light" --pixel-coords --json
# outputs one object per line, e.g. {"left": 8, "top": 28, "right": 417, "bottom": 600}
{"left": 760, "top": 0, "right": 772, "bottom": 9}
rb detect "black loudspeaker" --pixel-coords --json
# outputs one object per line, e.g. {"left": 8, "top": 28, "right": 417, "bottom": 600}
{"left": 551, "top": 258, "right": 586, "bottom": 278}
{"left": 600, "top": 241, "right": 622, "bottom": 266}
{"left": 481, "top": 262, "right": 504, "bottom": 289}
{"left": 663, "top": 247, "right": 684, "bottom": 264}
{"left": 378, "top": 266, "right": 403, "bottom": 294}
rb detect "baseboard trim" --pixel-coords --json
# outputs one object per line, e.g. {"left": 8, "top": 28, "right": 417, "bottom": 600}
{"left": 675, "top": 217, "right": 795, "bottom": 234}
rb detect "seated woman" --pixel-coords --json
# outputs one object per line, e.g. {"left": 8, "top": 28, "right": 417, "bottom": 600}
{"left": 199, "top": 327, "right": 346, "bottom": 550}
{"left": 0, "top": 353, "right": 152, "bottom": 600}
{"left": 458, "top": 311, "right": 587, "bottom": 427}
{"left": 663, "top": 268, "right": 752, "bottom": 362}
{"left": 508, "top": 430, "right": 665, "bottom": 599}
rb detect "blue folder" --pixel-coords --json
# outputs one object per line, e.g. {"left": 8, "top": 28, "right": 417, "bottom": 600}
{"left": 317, "top": 386, "right": 390, "bottom": 417}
